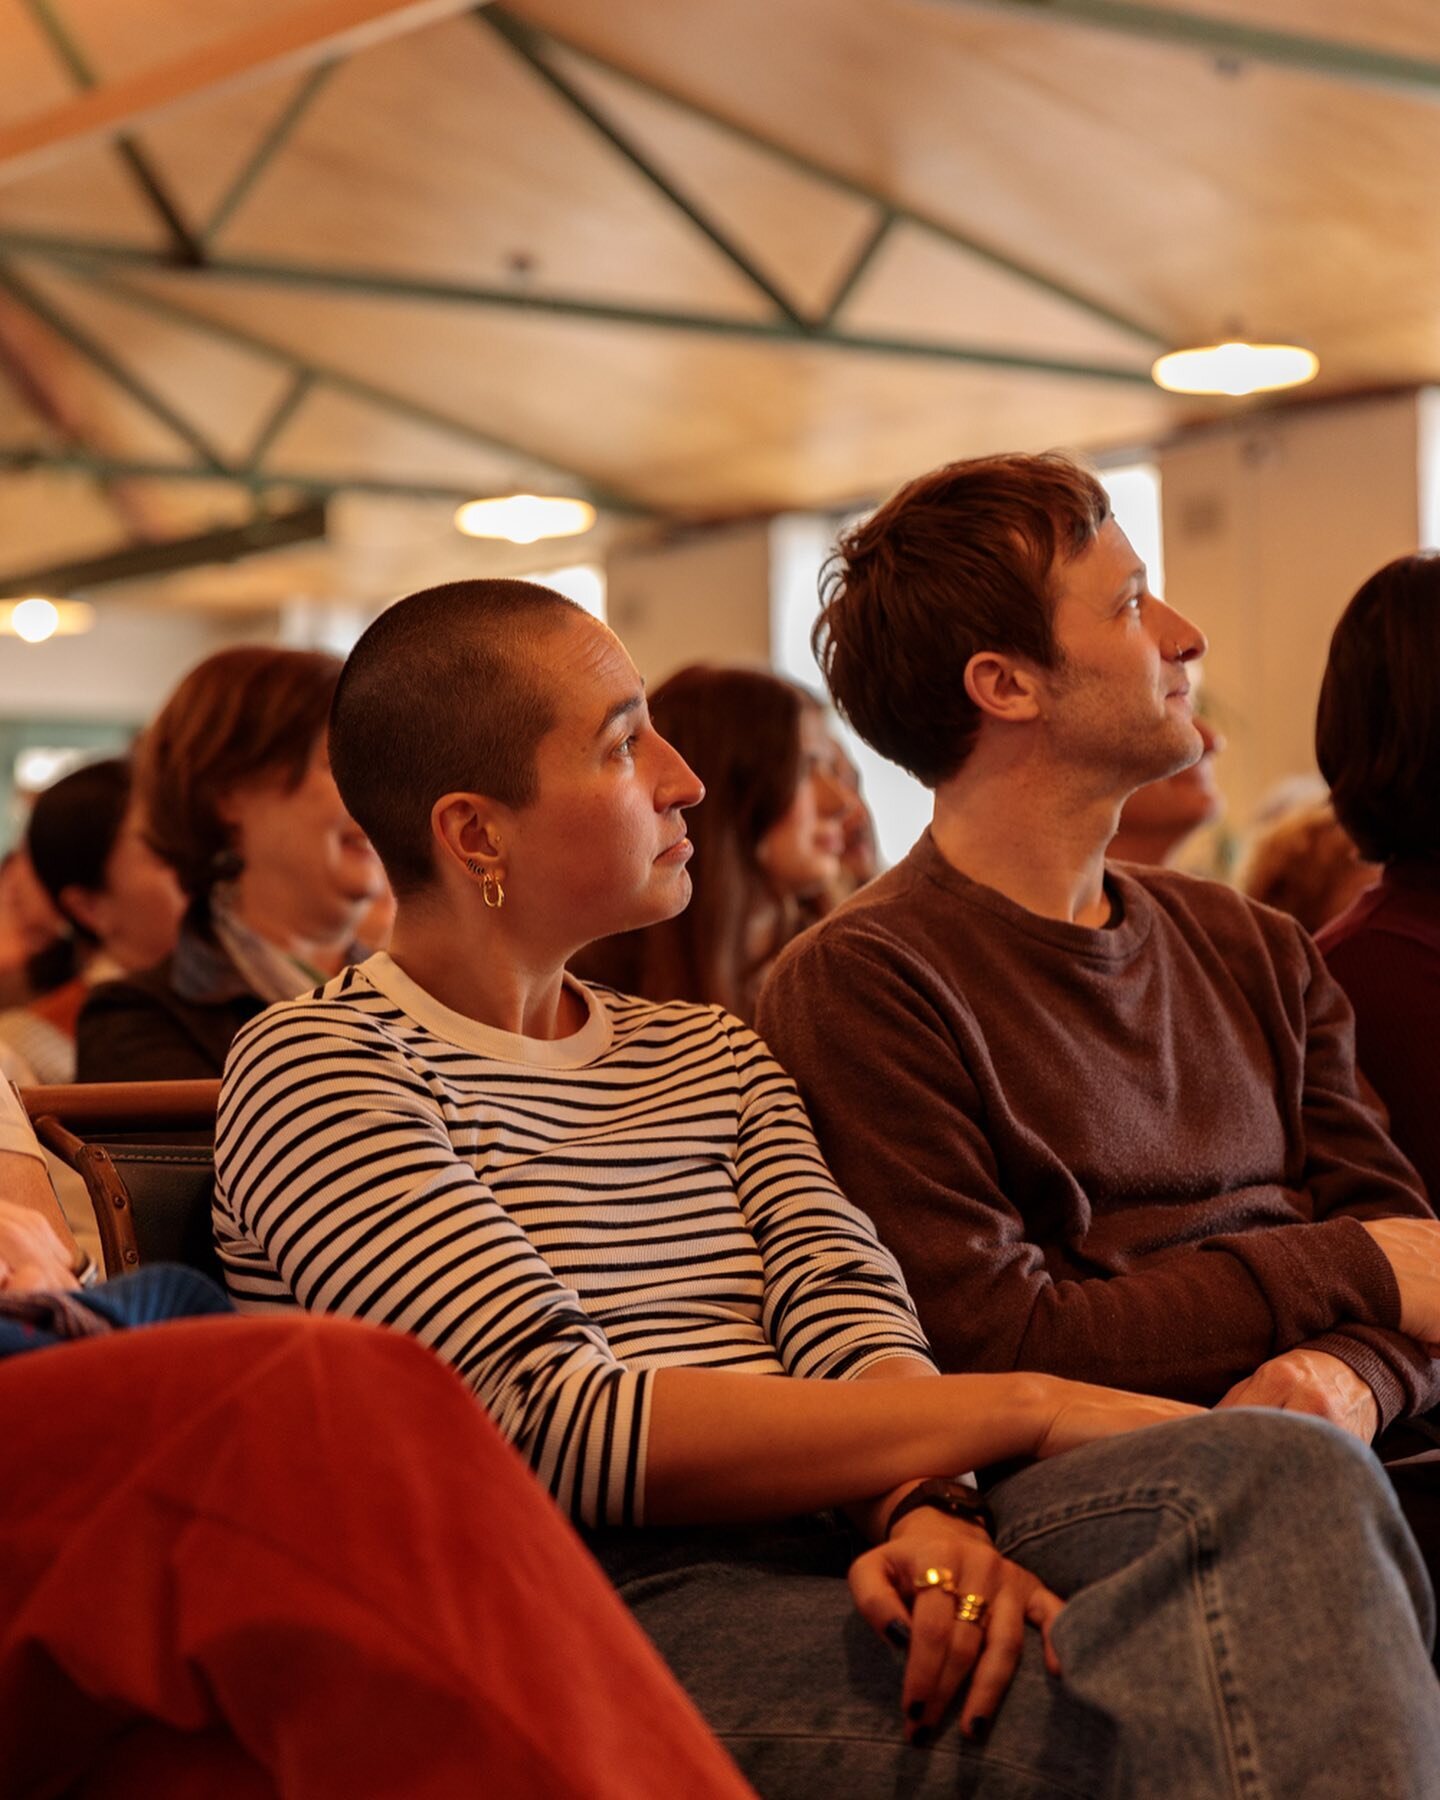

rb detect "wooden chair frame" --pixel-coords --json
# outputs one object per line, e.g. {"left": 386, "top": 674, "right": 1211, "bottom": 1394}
{"left": 20, "top": 1081, "right": 221, "bottom": 1278}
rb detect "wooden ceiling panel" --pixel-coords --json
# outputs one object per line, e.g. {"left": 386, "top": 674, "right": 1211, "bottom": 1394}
{"left": 213, "top": 17, "right": 772, "bottom": 314}
{"left": 16, "top": 260, "right": 300, "bottom": 462}
{"left": 29, "top": 0, "right": 314, "bottom": 83}
{"left": 545, "top": 47, "right": 881, "bottom": 319}
{"left": 261, "top": 383, "right": 562, "bottom": 491}
{"left": 843, "top": 225, "right": 1156, "bottom": 365}
{"left": 0, "top": 467, "right": 140, "bottom": 570}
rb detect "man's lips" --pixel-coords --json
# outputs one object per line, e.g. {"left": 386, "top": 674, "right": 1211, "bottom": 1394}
{"left": 656, "top": 835, "right": 693, "bottom": 863}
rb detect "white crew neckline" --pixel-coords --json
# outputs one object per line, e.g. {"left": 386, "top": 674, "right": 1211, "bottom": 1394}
{"left": 359, "top": 952, "right": 614, "bottom": 1068}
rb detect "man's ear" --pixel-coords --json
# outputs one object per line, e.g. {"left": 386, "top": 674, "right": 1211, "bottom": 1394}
{"left": 963, "top": 652, "right": 1043, "bottom": 724}
{"left": 430, "top": 793, "right": 509, "bottom": 882}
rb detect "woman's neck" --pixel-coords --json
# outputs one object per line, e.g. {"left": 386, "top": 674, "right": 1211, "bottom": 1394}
{"left": 386, "top": 905, "right": 584, "bottom": 1041}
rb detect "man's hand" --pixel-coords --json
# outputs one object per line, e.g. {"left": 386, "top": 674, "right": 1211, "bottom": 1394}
{"left": 1363, "top": 1218, "right": 1440, "bottom": 1348}
{"left": 1217, "top": 1348, "right": 1379, "bottom": 1444}
{"left": 0, "top": 1198, "right": 79, "bottom": 1294}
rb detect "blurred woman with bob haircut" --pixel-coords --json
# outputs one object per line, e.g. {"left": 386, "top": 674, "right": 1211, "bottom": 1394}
{"left": 78, "top": 645, "right": 386, "bottom": 1082}
{"left": 212, "top": 577, "right": 1440, "bottom": 1799}
{"left": 1316, "top": 552, "right": 1440, "bottom": 1198}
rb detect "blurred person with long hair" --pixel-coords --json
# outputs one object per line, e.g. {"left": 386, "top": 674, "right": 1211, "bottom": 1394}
{"left": 574, "top": 664, "right": 850, "bottom": 1019}
{"left": 1316, "top": 554, "right": 1440, "bottom": 1199}
{"left": 1240, "top": 799, "right": 1377, "bottom": 939}
{"left": 77, "top": 647, "right": 386, "bottom": 1083}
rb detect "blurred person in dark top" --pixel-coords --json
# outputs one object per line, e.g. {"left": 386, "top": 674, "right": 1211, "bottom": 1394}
{"left": 1317, "top": 554, "right": 1440, "bottom": 1201}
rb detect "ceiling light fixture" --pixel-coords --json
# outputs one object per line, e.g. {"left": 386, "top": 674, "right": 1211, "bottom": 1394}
{"left": 1151, "top": 341, "right": 1319, "bottom": 398}
{"left": 1, "top": 597, "right": 95, "bottom": 643}
{"left": 454, "top": 494, "right": 597, "bottom": 545}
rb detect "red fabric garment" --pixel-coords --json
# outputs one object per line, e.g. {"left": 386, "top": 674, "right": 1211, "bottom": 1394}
{"left": 0, "top": 1315, "right": 753, "bottom": 1800}
{"left": 1319, "top": 861, "right": 1440, "bottom": 1207}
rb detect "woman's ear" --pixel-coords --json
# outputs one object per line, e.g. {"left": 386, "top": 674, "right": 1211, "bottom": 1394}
{"left": 963, "top": 652, "right": 1042, "bottom": 724}
{"left": 431, "top": 793, "right": 508, "bottom": 884}
{"left": 58, "top": 883, "right": 102, "bottom": 941}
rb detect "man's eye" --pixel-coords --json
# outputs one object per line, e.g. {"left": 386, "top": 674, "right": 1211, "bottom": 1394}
{"left": 616, "top": 735, "right": 637, "bottom": 758}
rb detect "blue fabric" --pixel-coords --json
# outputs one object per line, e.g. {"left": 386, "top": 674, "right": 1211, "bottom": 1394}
{"left": 0, "top": 1265, "right": 232, "bottom": 1360}
{"left": 596, "top": 1411, "right": 1440, "bottom": 1798}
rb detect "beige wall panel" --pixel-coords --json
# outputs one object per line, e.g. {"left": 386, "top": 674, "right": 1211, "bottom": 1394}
{"left": 1158, "top": 393, "right": 1422, "bottom": 830}
{"left": 607, "top": 521, "right": 772, "bottom": 680}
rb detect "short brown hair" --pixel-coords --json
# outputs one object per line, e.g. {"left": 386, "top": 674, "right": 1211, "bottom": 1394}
{"left": 330, "top": 579, "right": 583, "bottom": 895}
{"left": 139, "top": 645, "right": 340, "bottom": 900}
{"left": 814, "top": 452, "right": 1110, "bottom": 785}
{"left": 1317, "top": 554, "right": 1440, "bottom": 863}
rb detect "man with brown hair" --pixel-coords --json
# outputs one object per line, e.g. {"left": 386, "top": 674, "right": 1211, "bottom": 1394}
{"left": 758, "top": 452, "right": 1440, "bottom": 1496}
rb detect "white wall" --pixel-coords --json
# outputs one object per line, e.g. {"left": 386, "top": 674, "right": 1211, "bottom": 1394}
{"left": 606, "top": 522, "right": 772, "bottom": 684}
{"left": 1157, "top": 393, "right": 1423, "bottom": 829}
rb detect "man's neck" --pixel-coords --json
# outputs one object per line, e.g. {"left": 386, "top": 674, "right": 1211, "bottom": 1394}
{"left": 230, "top": 871, "right": 357, "bottom": 979}
{"left": 929, "top": 753, "right": 1122, "bottom": 928}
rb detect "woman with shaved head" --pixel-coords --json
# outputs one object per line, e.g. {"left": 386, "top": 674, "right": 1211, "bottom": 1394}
{"left": 211, "top": 578, "right": 1440, "bottom": 1798}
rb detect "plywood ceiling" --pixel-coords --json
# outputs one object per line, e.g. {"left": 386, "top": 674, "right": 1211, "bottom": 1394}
{"left": 0, "top": 0, "right": 1435, "bottom": 603}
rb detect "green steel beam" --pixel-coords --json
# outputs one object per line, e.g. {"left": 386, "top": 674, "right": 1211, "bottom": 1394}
{"left": 0, "top": 444, "right": 558, "bottom": 505}
{"left": 938, "top": 0, "right": 1440, "bottom": 98}
{"left": 22, "top": 0, "right": 205, "bottom": 265}
{"left": 202, "top": 61, "right": 337, "bottom": 246}
{"left": 0, "top": 236, "right": 1155, "bottom": 384}
{"left": 0, "top": 500, "right": 327, "bottom": 595}
{"left": 0, "top": 260, "right": 231, "bottom": 471}
{"left": 62, "top": 262, "right": 652, "bottom": 512}
{"left": 483, "top": 4, "right": 1163, "bottom": 348}
{"left": 818, "top": 210, "right": 894, "bottom": 328}
{"left": 244, "top": 366, "right": 314, "bottom": 468}
{"left": 481, "top": 9, "right": 806, "bottom": 326}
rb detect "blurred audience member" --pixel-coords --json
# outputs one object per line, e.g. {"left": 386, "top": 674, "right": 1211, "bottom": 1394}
{"left": 0, "top": 759, "right": 185, "bottom": 1084}
{"left": 1316, "top": 554, "right": 1440, "bottom": 1199}
{"left": 574, "top": 665, "right": 848, "bottom": 1019}
{"left": 77, "top": 647, "right": 385, "bottom": 1082}
{"left": 1240, "top": 800, "right": 1378, "bottom": 937}
{"left": 827, "top": 730, "right": 880, "bottom": 893}
{"left": 1109, "top": 714, "right": 1225, "bottom": 866}
{"left": 0, "top": 846, "right": 67, "bottom": 1009}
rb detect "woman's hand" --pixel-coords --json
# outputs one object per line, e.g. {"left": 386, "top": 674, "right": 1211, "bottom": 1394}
{"left": 0, "top": 1197, "right": 79, "bottom": 1294}
{"left": 1032, "top": 1378, "right": 1204, "bottom": 1461}
{"left": 848, "top": 1511, "right": 1062, "bottom": 1744}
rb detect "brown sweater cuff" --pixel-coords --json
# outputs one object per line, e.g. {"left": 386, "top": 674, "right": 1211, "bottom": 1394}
{"left": 1203, "top": 1215, "right": 1400, "bottom": 1348}
{"left": 1303, "top": 1331, "right": 1409, "bottom": 1433}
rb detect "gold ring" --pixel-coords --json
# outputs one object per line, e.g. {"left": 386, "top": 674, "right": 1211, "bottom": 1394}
{"left": 955, "top": 1593, "right": 989, "bottom": 1628}
{"left": 917, "top": 1565, "right": 960, "bottom": 1598}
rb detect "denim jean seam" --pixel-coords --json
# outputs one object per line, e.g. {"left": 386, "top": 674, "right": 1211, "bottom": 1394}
{"left": 998, "top": 1489, "right": 1268, "bottom": 1800}
{"left": 713, "top": 1728, "right": 1105, "bottom": 1799}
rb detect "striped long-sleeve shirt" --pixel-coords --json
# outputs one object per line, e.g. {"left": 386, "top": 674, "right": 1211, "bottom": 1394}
{"left": 214, "top": 953, "right": 933, "bottom": 1525}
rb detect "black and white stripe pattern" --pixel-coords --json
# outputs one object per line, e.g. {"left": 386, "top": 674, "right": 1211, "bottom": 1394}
{"left": 215, "top": 954, "right": 931, "bottom": 1525}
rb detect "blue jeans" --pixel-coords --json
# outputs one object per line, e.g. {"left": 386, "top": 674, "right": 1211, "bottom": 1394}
{"left": 594, "top": 1411, "right": 1440, "bottom": 1798}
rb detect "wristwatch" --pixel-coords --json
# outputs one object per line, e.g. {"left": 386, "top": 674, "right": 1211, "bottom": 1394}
{"left": 885, "top": 1477, "right": 994, "bottom": 1539}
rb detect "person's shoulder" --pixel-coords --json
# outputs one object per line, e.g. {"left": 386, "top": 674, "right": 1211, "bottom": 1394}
{"left": 79, "top": 957, "right": 179, "bottom": 1013}
{"left": 226, "top": 963, "right": 394, "bottom": 1064}
{"left": 581, "top": 978, "right": 734, "bottom": 1045}
{"left": 1119, "top": 862, "right": 1312, "bottom": 964}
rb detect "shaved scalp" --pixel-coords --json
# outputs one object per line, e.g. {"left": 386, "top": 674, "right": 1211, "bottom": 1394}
{"left": 330, "top": 578, "right": 584, "bottom": 894}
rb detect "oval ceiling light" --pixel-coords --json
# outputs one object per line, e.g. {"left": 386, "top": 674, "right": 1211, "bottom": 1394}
{"left": 1152, "top": 341, "right": 1319, "bottom": 398}
{"left": 454, "top": 494, "right": 597, "bottom": 545}
{"left": 2, "top": 597, "right": 95, "bottom": 643}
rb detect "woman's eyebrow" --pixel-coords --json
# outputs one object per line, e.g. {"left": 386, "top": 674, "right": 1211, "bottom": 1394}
{"left": 593, "top": 692, "right": 645, "bottom": 739}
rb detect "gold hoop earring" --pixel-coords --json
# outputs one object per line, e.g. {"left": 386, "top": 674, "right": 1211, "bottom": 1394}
{"left": 482, "top": 871, "right": 505, "bottom": 910}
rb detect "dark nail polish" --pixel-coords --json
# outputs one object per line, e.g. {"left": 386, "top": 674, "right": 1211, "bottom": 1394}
{"left": 970, "top": 1717, "right": 991, "bottom": 1744}
{"left": 885, "top": 1621, "right": 911, "bottom": 1651}
{"left": 907, "top": 1700, "right": 926, "bottom": 1723}
{"left": 911, "top": 1727, "right": 933, "bottom": 1750}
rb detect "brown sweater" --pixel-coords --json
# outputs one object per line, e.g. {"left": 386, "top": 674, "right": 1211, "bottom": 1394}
{"left": 757, "top": 832, "right": 1440, "bottom": 1430}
